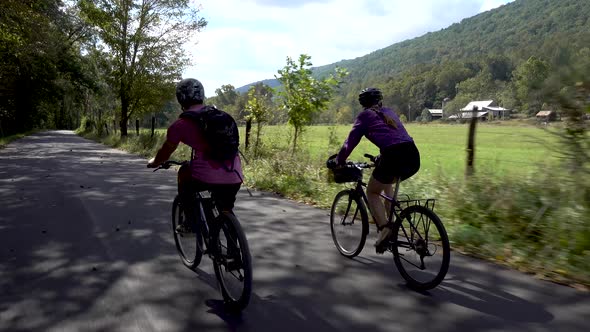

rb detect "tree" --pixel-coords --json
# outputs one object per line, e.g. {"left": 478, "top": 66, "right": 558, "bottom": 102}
{"left": 513, "top": 56, "right": 550, "bottom": 115}
{"left": 544, "top": 47, "right": 590, "bottom": 175}
{"left": 211, "top": 84, "right": 242, "bottom": 119}
{"left": 276, "top": 54, "right": 348, "bottom": 152}
{"left": 420, "top": 108, "right": 432, "bottom": 122}
{"left": 0, "top": 0, "right": 92, "bottom": 135}
{"left": 78, "top": 0, "right": 207, "bottom": 137}
{"left": 244, "top": 83, "right": 273, "bottom": 155}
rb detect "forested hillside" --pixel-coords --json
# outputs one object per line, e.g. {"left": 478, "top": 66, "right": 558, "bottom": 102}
{"left": 237, "top": 0, "right": 590, "bottom": 122}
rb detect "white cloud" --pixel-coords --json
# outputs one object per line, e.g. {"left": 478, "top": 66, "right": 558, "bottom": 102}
{"left": 480, "top": 0, "right": 511, "bottom": 12}
{"left": 184, "top": 0, "right": 514, "bottom": 97}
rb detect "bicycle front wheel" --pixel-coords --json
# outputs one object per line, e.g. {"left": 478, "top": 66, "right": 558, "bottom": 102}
{"left": 392, "top": 205, "right": 450, "bottom": 291}
{"left": 212, "top": 212, "right": 252, "bottom": 312}
{"left": 172, "top": 196, "right": 203, "bottom": 269}
{"left": 330, "top": 189, "right": 369, "bottom": 258}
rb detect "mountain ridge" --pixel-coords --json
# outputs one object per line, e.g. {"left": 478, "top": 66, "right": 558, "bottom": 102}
{"left": 237, "top": 0, "right": 589, "bottom": 96}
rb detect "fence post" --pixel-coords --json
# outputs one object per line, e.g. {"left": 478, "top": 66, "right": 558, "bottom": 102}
{"left": 466, "top": 105, "right": 478, "bottom": 177}
{"left": 151, "top": 115, "right": 155, "bottom": 138}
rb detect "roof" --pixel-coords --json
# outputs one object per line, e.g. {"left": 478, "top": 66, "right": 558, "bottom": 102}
{"left": 486, "top": 106, "right": 509, "bottom": 111}
{"left": 461, "top": 100, "right": 495, "bottom": 111}
{"left": 461, "top": 111, "right": 489, "bottom": 118}
{"left": 536, "top": 111, "right": 554, "bottom": 116}
{"left": 428, "top": 109, "right": 443, "bottom": 115}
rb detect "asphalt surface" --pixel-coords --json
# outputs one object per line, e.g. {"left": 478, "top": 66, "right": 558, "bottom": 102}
{"left": 0, "top": 131, "right": 588, "bottom": 332}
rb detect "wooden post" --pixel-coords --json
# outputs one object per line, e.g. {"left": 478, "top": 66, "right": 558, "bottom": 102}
{"left": 151, "top": 116, "right": 155, "bottom": 137}
{"left": 245, "top": 118, "right": 252, "bottom": 150}
{"left": 466, "top": 105, "right": 478, "bottom": 177}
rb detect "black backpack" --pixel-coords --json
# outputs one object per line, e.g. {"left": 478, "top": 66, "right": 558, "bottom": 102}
{"left": 179, "top": 105, "right": 240, "bottom": 169}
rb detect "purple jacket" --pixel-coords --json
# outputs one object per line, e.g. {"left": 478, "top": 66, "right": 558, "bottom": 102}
{"left": 337, "top": 107, "right": 413, "bottom": 164}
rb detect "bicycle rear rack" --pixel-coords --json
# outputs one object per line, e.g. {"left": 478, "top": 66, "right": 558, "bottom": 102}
{"left": 397, "top": 194, "right": 436, "bottom": 211}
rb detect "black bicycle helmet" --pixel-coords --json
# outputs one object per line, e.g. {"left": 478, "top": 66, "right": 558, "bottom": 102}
{"left": 176, "top": 78, "right": 205, "bottom": 109}
{"left": 358, "top": 88, "right": 383, "bottom": 108}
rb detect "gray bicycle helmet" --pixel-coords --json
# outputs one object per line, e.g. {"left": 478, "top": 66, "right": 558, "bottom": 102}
{"left": 358, "top": 88, "right": 383, "bottom": 108}
{"left": 176, "top": 78, "right": 205, "bottom": 109}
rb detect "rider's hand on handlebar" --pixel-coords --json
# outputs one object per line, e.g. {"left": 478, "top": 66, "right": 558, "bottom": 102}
{"left": 326, "top": 158, "right": 339, "bottom": 169}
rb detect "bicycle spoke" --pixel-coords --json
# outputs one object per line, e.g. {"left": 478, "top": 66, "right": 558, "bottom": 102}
{"left": 399, "top": 253, "right": 425, "bottom": 270}
{"left": 393, "top": 205, "right": 450, "bottom": 290}
{"left": 331, "top": 190, "right": 368, "bottom": 257}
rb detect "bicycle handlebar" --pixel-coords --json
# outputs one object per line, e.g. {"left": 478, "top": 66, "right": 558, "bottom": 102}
{"left": 363, "top": 153, "right": 377, "bottom": 162}
{"left": 152, "top": 160, "right": 187, "bottom": 172}
{"left": 344, "top": 154, "right": 376, "bottom": 169}
{"left": 327, "top": 153, "right": 377, "bottom": 170}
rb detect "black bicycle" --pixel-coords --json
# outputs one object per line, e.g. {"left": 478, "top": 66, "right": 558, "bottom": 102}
{"left": 154, "top": 160, "right": 252, "bottom": 311}
{"left": 327, "top": 154, "right": 450, "bottom": 291}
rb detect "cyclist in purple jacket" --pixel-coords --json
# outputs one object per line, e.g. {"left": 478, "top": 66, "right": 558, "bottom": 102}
{"left": 336, "top": 88, "right": 420, "bottom": 252}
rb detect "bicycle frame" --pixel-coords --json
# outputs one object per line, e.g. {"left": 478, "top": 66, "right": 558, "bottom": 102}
{"left": 354, "top": 177, "right": 403, "bottom": 226}
{"left": 352, "top": 176, "right": 429, "bottom": 251}
{"left": 194, "top": 191, "right": 219, "bottom": 255}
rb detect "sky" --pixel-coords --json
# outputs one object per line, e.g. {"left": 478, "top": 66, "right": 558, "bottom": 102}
{"left": 184, "top": 0, "right": 515, "bottom": 97}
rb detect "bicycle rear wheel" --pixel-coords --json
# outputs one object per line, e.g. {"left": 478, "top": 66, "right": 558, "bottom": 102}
{"left": 330, "top": 189, "right": 369, "bottom": 258}
{"left": 172, "top": 196, "right": 203, "bottom": 269}
{"left": 391, "top": 205, "right": 450, "bottom": 291}
{"left": 212, "top": 212, "right": 252, "bottom": 312}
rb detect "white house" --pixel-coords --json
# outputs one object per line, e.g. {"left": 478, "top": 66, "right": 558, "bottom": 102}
{"left": 460, "top": 100, "right": 510, "bottom": 120}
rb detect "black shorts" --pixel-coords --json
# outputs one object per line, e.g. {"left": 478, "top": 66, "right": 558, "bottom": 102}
{"left": 372, "top": 142, "right": 420, "bottom": 184}
{"left": 181, "top": 179, "right": 241, "bottom": 211}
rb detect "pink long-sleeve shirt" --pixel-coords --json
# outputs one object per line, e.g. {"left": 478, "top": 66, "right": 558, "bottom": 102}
{"left": 166, "top": 105, "right": 243, "bottom": 184}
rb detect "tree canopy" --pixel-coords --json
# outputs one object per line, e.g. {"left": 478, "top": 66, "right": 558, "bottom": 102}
{"left": 78, "top": 0, "right": 207, "bottom": 136}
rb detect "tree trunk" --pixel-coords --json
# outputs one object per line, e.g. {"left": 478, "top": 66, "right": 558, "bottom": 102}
{"left": 120, "top": 91, "right": 129, "bottom": 136}
{"left": 245, "top": 118, "right": 252, "bottom": 150}
{"left": 135, "top": 119, "right": 139, "bottom": 135}
{"left": 255, "top": 121, "right": 262, "bottom": 156}
{"left": 292, "top": 126, "right": 299, "bottom": 154}
{"left": 466, "top": 106, "right": 478, "bottom": 177}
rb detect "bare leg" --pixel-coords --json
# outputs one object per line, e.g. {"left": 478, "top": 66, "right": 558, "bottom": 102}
{"left": 367, "top": 175, "right": 390, "bottom": 228}
{"left": 367, "top": 175, "right": 395, "bottom": 250}
{"left": 383, "top": 178, "right": 396, "bottom": 221}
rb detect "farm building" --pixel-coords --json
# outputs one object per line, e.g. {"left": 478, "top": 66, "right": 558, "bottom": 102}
{"left": 427, "top": 109, "right": 443, "bottom": 120}
{"left": 536, "top": 110, "right": 558, "bottom": 122}
{"left": 460, "top": 100, "right": 510, "bottom": 120}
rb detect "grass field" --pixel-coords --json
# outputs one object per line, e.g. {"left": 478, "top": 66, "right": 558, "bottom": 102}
{"left": 250, "top": 123, "right": 559, "bottom": 178}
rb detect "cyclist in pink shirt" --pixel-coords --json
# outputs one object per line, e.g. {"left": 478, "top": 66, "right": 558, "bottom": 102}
{"left": 148, "top": 78, "right": 243, "bottom": 233}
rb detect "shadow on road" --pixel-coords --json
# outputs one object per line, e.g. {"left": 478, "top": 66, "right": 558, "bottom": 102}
{"left": 1, "top": 131, "right": 587, "bottom": 332}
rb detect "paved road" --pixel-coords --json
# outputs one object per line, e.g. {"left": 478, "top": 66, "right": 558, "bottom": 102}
{"left": 0, "top": 131, "right": 588, "bottom": 332}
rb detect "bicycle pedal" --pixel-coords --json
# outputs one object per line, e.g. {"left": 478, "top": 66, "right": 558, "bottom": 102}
{"left": 225, "top": 259, "right": 242, "bottom": 271}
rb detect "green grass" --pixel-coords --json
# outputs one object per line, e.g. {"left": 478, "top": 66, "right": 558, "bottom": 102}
{"left": 0, "top": 130, "right": 39, "bottom": 149}
{"left": 258, "top": 123, "right": 558, "bottom": 177}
